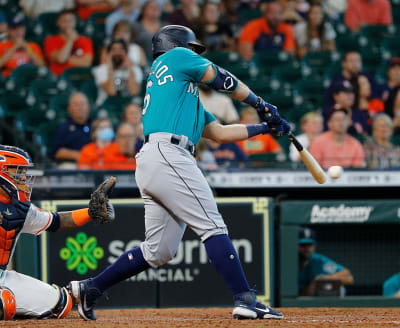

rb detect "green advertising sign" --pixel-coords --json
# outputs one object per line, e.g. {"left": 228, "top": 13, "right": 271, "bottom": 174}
{"left": 281, "top": 200, "right": 400, "bottom": 224}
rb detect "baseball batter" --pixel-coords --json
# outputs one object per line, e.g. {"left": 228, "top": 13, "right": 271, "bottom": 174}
{"left": 69, "top": 25, "right": 290, "bottom": 320}
{"left": 0, "top": 145, "right": 115, "bottom": 320}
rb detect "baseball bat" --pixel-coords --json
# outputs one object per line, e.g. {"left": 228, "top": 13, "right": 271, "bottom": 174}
{"left": 287, "top": 132, "right": 327, "bottom": 184}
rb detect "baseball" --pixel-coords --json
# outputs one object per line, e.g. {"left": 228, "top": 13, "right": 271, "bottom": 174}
{"left": 327, "top": 165, "right": 343, "bottom": 179}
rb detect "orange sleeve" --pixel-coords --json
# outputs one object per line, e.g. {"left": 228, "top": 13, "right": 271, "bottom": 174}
{"left": 282, "top": 24, "right": 295, "bottom": 52}
{"left": 264, "top": 135, "right": 281, "bottom": 152}
{"left": 239, "top": 20, "right": 261, "bottom": 45}
{"left": 78, "top": 37, "right": 94, "bottom": 56}
{"left": 0, "top": 42, "right": 9, "bottom": 57}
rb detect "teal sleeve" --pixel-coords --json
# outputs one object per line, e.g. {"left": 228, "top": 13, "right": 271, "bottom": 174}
{"left": 174, "top": 47, "right": 212, "bottom": 82}
{"left": 205, "top": 110, "right": 216, "bottom": 125}
{"left": 383, "top": 274, "right": 400, "bottom": 297}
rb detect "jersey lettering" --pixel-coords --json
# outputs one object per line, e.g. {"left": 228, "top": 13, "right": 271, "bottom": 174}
{"left": 187, "top": 82, "right": 199, "bottom": 97}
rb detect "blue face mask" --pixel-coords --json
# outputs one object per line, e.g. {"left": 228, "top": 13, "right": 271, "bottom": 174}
{"left": 97, "top": 127, "right": 114, "bottom": 142}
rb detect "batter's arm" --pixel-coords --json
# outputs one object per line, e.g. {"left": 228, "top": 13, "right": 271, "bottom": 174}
{"left": 202, "top": 120, "right": 249, "bottom": 144}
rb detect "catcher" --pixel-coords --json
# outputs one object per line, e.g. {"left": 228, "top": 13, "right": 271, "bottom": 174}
{"left": 0, "top": 145, "right": 116, "bottom": 320}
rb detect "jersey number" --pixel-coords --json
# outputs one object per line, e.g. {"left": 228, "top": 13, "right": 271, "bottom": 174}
{"left": 143, "top": 65, "right": 174, "bottom": 115}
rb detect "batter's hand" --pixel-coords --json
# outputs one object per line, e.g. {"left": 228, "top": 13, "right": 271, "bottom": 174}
{"left": 269, "top": 119, "right": 291, "bottom": 136}
{"left": 88, "top": 176, "right": 117, "bottom": 224}
{"left": 255, "top": 97, "right": 282, "bottom": 126}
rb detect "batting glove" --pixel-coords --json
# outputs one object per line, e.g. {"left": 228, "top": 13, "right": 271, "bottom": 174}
{"left": 255, "top": 97, "right": 282, "bottom": 126}
{"left": 269, "top": 118, "right": 291, "bottom": 136}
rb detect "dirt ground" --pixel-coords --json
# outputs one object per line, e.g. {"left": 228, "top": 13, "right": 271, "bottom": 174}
{"left": 5, "top": 308, "right": 400, "bottom": 327}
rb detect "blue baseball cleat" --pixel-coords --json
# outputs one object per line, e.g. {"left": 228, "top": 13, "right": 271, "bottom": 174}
{"left": 68, "top": 279, "right": 102, "bottom": 321}
{"left": 232, "top": 291, "right": 284, "bottom": 320}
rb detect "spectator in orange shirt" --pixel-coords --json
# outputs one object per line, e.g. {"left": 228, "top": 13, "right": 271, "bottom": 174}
{"left": 238, "top": 0, "right": 295, "bottom": 61}
{"left": 44, "top": 9, "right": 94, "bottom": 76}
{"left": 345, "top": 0, "right": 392, "bottom": 33}
{"left": 309, "top": 107, "right": 365, "bottom": 169}
{"left": 103, "top": 122, "right": 139, "bottom": 170}
{"left": 78, "top": 118, "right": 116, "bottom": 169}
{"left": 236, "top": 107, "right": 283, "bottom": 155}
{"left": 75, "top": 0, "right": 119, "bottom": 20}
{"left": 0, "top": 14, "right": 44, "bottom": 77}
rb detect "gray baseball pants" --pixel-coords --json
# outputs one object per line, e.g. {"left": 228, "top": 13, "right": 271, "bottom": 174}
{"left": 135, "top": 133, "right": 228, "bottom": 267}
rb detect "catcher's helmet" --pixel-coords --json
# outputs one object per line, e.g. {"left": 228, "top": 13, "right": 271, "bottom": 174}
{"left": 0, "top": 145, "right": 34, "bottom": 202}
{"left": 0, "top": 287, "right": 16, "bottom": 320}
{"left": 152, "top": 25, "right": 206, "bottom": 59}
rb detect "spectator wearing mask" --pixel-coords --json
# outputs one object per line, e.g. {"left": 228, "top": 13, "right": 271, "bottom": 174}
{"left": 101, "top": 20, "right": 147, "bottom": 68}
{"left": 19, "top": 0, "right": 74, "bottom": 19}
{"left": 75, "top": 0, "right": 119, "bottom": 20}
{"left": 122, "top": 103, "right": 144, "bottom": 141}
{"left": 166, "top": 0, "right": 199, "bottom": 30}
{"left": 105, "top": 0, "right": 139, "bottom": 36}
{"left": 309, "top": 107, "right": 365, "bottom": 169}
{"left": 364, "top": 113, "right": 400, "bottom": 169}
{"left": 236, "top": 107, "right": 283, "bottom": 155}
{"left": 0, "top": 14, "right": 44, "bottom": 77}
{"left": 132, "top": 0, "right": 164, "bottom": 61}
{"left": 294, "top": 3, "right": 336, "bottom": 58}
{"left": 345, "top": 0, "right": 392, "bottom": 33}
{"left": 93, "top": 39, "right": 142, "bottom": 106}
{"left": 52, "top": 92, "right": 92, "bottom": 167}
{"left": 198, "top": 84, "right": 239, "bottom": 124}
{"left": 289, "top": 111, "right": 323, "bottom": 162}
{"left": 103, "top": 122, "right": 139, "bottom": 169}
{"left": 44, "top": 9, "right": 94, "bottom": 76}
{"left": 194, "top": 1, "right": 235, "bottom": 51}
{"left": 78, "top": 118, "right": 116, "bottom": 169}
{"left": 238, "top": 0, "right": 295, "bottom": 61}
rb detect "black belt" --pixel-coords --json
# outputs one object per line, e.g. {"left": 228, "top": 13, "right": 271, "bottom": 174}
{"left": 144, "top": 135, "right": 196, "bottom": 157}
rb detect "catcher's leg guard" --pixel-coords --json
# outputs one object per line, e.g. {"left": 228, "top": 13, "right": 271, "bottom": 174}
{"left": 0, "top": 287, "right": 16, "bottom": 320}
{"left": 38, "top": 285, "right": 72, "bottom": 319}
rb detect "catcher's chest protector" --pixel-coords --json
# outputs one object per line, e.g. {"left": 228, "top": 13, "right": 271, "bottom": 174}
{"left": 0, "top": 202, "right": 27, "bottom": 269}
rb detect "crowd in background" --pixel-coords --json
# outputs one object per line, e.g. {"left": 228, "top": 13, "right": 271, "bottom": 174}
{"left": 0, "top": 0, "right": 400, "bottom": 170}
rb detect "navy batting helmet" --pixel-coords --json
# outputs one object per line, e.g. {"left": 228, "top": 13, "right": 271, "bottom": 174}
{"left": 152, "top": 25, "right": 206, "bottom": 59}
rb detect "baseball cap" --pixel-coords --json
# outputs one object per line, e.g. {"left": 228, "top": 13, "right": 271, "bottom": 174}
{"left": 8, "top": 13, "right": 25, "bottom": 28}
{"left": 333, "top": 80, "right": 354, "bottom": 94}
{"left": 298, "top": 226, "right": 316, "bottom": 244}
{"left": 389, "top": 57, "right": 400, "bottom": 68}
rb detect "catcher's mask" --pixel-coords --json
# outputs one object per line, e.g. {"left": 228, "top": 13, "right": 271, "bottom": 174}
{"left": 152, "top": 25, "right": 206, "bottom": 59}
{"left": 0, "top": 145, "right": 34, "bottom": 202}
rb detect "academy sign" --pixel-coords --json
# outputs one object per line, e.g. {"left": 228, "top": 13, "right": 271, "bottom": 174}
{"left": 310, "top": 204, "right": 374, "bottom": 223}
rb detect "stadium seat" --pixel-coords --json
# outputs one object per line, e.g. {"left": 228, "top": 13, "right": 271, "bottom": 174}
{"left": 48, "top": 91, "right": 72, "bottom": 117}
{"left": 302, "top": 51, "right": 339, "bottom": 76}
{"left": 253, "top": 50, "right": 294, "bottom": 75}
{"left": 99, "top": 96, "right": 133, "bottom": 117}
{"left": 85, "top": 12, "right": 109, "bottom": 46}
{"left": 27, "top": 79, "right": 63, "bottom": 110}
{"left": 382, "top": 35, "right": 400, "bottom": 57}
{"left": 336, "top": 34, "right": 361, "bottom": 52}
{"left": 271, "top": 62, "right": 304, "bottom": 86}
{"left": 204, "top": 51, "right": 231, "bottom": 67}
{"left": 80, "top": 80, "right": 98, "bottom": 104}
{"left": 360, "top": 47, "right": 385, "bottom": 74}
{"left": 33, "top": 12, "right": 59, "bottom": 43}
{"left": 360, "top": 25, "right": 396, "bottom": 47}
{"left": 60, "top": 67, "right": 94, "bottom": 90}
{"left": 262, "top": 90, "right": 295, "bottom": 114}
{"left": 8, "top": 65, "right": 51, "bottom": 90}
{"left": 293, "top": 78, "right": 327, "bottom": 108}
{"left": 244, "top": 75, "right": 272, "bottom": 94}
{"left": 239, "top": 9, "right": 261, "bottom": 24}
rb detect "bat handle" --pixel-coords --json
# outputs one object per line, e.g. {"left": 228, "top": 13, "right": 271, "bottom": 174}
{"left": 287, "top": 132, "right": 304, "bottom": 152}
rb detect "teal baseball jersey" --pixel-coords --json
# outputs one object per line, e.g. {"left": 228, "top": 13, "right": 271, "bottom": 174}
{"left": 142, "top": 47, "right": 216, "bottom": 145}
{"left": 299, "top": 253, "right": 344, "bottom": 289}
{"left": 383, "top": 273, "right": 400, "bottom": 297}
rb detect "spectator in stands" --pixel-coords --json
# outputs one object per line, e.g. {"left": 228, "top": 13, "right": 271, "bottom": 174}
{"left": 289, "top": 111, "right": 323, "bottom": 162}
{"left": 103, "top": 122, "right": 139, "bottom": 169}
{"left": 75, "top": 0, "right": 119, "bottom": 20}
{"left": 383, "top": 272, "right": 400, "bottom": 297}
{"left": 52, "top": 92, "right": 92, "bottom": 168}
{"left": 166, "top": 0, "right": 199, "bottom": 30}
{"left": 132, "top": 0, "right": 164, "bottom": 61}
{"left": 101, "top": 20, "right": 147, "bottom": 68}
{"left": 93, "top": 39, "right": 142, "bottom": 105}
{"left": 238, "top": 0, "right": 295, "bottom": 61}
{"left": 236, "top": 107, "right": 283, "bottom": 156}
{"left": 78, "top": 118, "right": 116, "bottom": 169}
{"left": 381, "top": 57, "right": 400, "bottom": 102}
{"left": 309, "top": 107, "right": 365, "bottom": 169}
{"left": 294, "top": 3, "right": 336, "bottom": 58}
{"left": 330, "top": 80, "right": 370, "bottom": 136}
{"left": 122, "top": 103, "right": 144, "bottom": 140}
{"left": 384, "top": 87, "right": 400, "bottom": 135}
{"left": 199, "top": 84, "right": 239, "bottom": 124}
{"left": 203, "top": 137, "right": 247, "bottom": 169}
{"left": 364, "top": 113, "right": 400, "bottom": 169}
{"left": 0, "top": 14, "right": 44, "bottom": 77}
{"left": 0, "top": 11, "right": 6, "bottom": 41}
{"left": 194, "top": 1, "right": 235, "bottom": 51}
{"left": 345, "top": 0, "right": 392, "bottom": 33}
{"left": 44, "top": 9, "right": 94, "bottom": 76}
{"left": 356, "top": 74, "right": 384, "bottom": 119}
{"left": 298, "top": 226, "right": 354, "bottom": 297}
{"left": 279, "top": 0, "right": 305, "bottom": 24}
{"left": 19, "top": 0, "right": 74, "bottom": 19}
{"left": 105, "top": 0, "right": 139, "bottom": 36}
